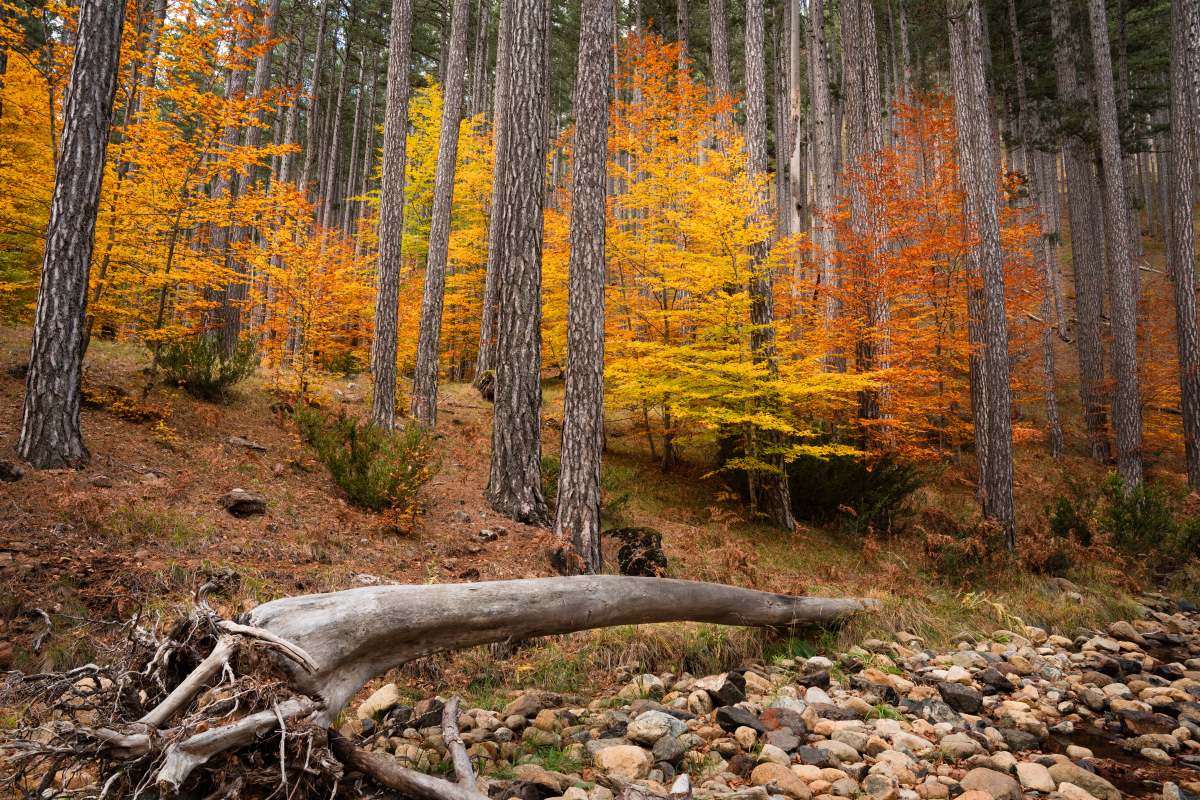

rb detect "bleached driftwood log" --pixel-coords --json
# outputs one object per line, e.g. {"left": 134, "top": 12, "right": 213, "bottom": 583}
{"left": 4, "top": 576, "right": 875, "bottom": 795}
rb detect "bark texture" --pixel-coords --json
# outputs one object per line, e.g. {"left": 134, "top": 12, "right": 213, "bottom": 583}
{"left": 300, "top": 0, "right": 332, "bottom": 194}
{"left": 745, "top": 0, "right": 795, "bottom": 530}
{"left": 1168, "top": 0, "right": 1200, "bottom": 488}
{"left": 486, "top": 0, "right": 550, "bottom": 524}
{"left": 947, "top": 0, "right": 1016, "bottom": 546}
{"left": 411, "top": 0, "right": 472, "bottom": 426}
{"left": 18, "top": 0, "right": 126, "bottom": 469}
{"left": 370, "top": 0, "right": 415, "bottom": 430}
{"left": 554, "top": 0, "right": 613, "bottom": 571}
{"left": 709, "top": 0, "right": 731, "bottom": 100}
{"left": 807, "top": 0, "right": 836, "bottom": 327}
{"left": 1086, "top": 0, "right": 1143, "bottom": 487}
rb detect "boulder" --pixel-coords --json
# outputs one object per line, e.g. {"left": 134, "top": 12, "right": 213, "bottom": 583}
{"left": 959, "top": 768, "right": 1022, "bottom": 800}
{"left": 592, "top": 745, "right": 654, "bottom": 780}
{"left": 750, "top": 762, "right": 813, "bottom": 799}
{"left": 357, "top": 683, "right": 402, "bottom": 720}
{"left": 695, "top": 673, "right": 747, "bottom": 706}
{"left": 716, "top": 705, "right": 764, "bottom": 734}
{"left": 937, "top": 682, "right": 983, "bottom": 715}
{"left": 1015, "top": 762, "right": 1056, "bottom": 792}
{"left": 503, "top": 692, "right": 562, "bottom": 719}
{"left": 221, "top": 488, "right": 266, "bottom": 517}
{"left": 1048, "top": 762, "right": 1121, "bottom": 800}
{"left": 627, "top": 710, "right": 686, "bottom": 744}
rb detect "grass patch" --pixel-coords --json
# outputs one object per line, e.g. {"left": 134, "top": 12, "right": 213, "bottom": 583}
{"left": 103, "top": 506, "right": 215, "bottom": 549}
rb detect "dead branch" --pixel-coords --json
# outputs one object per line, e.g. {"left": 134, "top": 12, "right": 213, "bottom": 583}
{"left": 329, "top": 729, "right": 491, "bottom": 800}
{"left": 441, "top": 696, "right": 476, "bottom": 789}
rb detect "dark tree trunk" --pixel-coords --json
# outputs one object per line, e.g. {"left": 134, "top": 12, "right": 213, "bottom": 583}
{"left": 808, "top": 0, "right": 837, "bottom": 329}
{"left": 300, "top": 0, "right": 332, "bottom": 194}
{"left": 320, "top": 52, "right": 347, "bottom": 229}
{"left": 1051, "top": 0, "right": 1111, "bottom": 464}
{"left": 1168, "top": 0, "right": 1200, "bottom": 488}
{"left": 486, "top": 0, "right": 550, "bottom": 524}
{"left": 676, "top": 0, "right": 689, "bottom": 68}
{"left": 474, "top": 0, "right": 513, "bottom": 384}
{"left": 554, "top": 0, "right": 612, "bottom": 572}
{"left": 948, "top": 0, "right": 1016, "bottom": 546}
{"left": 1086, "top": 0, "right": 1143, "bottom": 487}
{"left": 370, "top": 0, "right": 415, "bottom": 430}
{"left": 745, "top": 0, "right": 795, "bottom": 530}
{"left": 18, "top": 0, "right": 126, "bottom": 469}
{"left": 341, "top": 53, "right": 367, "bottom": 233}
{"left": 411, "top": 0, "right": 472, "bottom": 426}
{"left": 470, "top": 0, "right": 489, "bottom": 116}
{"left": 709, "top": 0, "right": 731, "bottom": 99}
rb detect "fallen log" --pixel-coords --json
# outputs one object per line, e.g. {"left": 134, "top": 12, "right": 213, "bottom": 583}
{"left": 1, "top": 576, "right": 875, "bottom": 796}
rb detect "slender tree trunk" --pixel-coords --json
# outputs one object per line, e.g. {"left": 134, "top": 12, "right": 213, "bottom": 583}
{"left": 709, "top": 0, "right": 731, "bottom": 99}
{"left": 341, "top": 54, "right": 367, "bottom": 233}
{"left": 808, "top": 0, "right": 837, "bottom": 331}
{"left": 948, "top": 0, "right": 1016, "bottom": 546}
{"left": 354, "top": 56, "right": 380, "bottom": 243}
{"left": 321, "top": 52, "right": 347, "bottom": 229}
{"left": 676, "top": 0, "right": 690, "bottom": 68}
{"left": 746, "top": 0, "right": 796, "bottom": 530}
{"left": 300, "top": 0, "right": 332, "bottom": 195}
{"left": 18, "top": 0, "right": 126, "bottom": 470}
{"left": 788, "top": 0, "right": 807, "bottom": 241}
{"left": 555, "top": 0, "right": 612, "bottom": 572}
{"left": 1051, "top": 0, "right": 1111, "bottom": 463}
{"left": 470, "top": 0, "right": 489, "bottom": 116}
{"left": 1168, "top": 0, "right": 1200, "bottom": 488}
{"left": 411, "top": 0, "right": 472, "bottom": 425}
{"left": 279, "top": 29, "right": 307, "bottom": 187}
{"left": 1086, "top": 0, "right": 1143, "bottom": 487}
{"left": 487, "top": 0, "right": 550, "bottom": 524}
{"left": 370, "top": 0, "right": 415, "bottom": 430}
{"left": 474, "top": 0, "right": 513, "bottom": 384}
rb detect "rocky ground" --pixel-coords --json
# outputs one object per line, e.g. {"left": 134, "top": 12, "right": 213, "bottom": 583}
{"left": 340, "top": 594, "right": 1200, "bottom": 800}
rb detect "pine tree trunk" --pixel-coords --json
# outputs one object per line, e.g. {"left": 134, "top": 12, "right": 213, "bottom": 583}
{"left": 279, "top": 31, "right": 307, "bottom": 187}
{"left": 370, "top": 0, "right": 415, "bottom": 430}
{"left": 746, "top": 0, "right": 795, "bottom": 530}
{"left": 470, "top": 0, "right": 489, "bottom": 116}
{"left": 18, "top": 0, "right": 126, "bottom": 470}
{"left": 411, "top": 0, "right": 472, "bottom": 426}
{"left": 948, "top": 0, "right": 1016, "bottom": 546}
{"left": 788, "top": 0, "right": 806, "bottom": 242}
{"left": 1051, "top": 0, "right": 1111, "bottom": 464}
{"left": 300, "top": 0, "right": 332, "bottom": 194}
{"left": 808, "top": 0, "right": 837, "bottom": 330}
{"left": 1168, "top": 0, "right": 1200, "bottom": 488}
{"left": 341, "top": 53, "right": 367, "bottom": 233}
{"left": 676, "top": 0, "right": 690, "bottom": 68}
{"left": 1086, "top": 0, "right": 1143, "bottom": 487}
{"left": 486, "top": 0, "right": 550, "bottom": 524}
{"left": 709, "top": 0, "right": 731, "bottom": 99}
{"left": 474, "top": 0, "right": 513, "bottom": 385}
{"left": 554, "top": 0, "right": 612, "bottom": 572}
{"left": 320, "top": 53, "right": 347, "bottom": 229}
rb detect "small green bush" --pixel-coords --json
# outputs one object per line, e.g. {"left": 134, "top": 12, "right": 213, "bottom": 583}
{"left": 786, "top": 452, "right": 923, "bottom": 536}
{"left": 159, "top": 335, "right": 256, "bottom": 402}
{"left": 541, "top": 455, "right": 633, "bottom": 524}
{"left": 296, "top": 408, "right": 435, "bottom": 512}
{"left": 1100, "top": 474, "right": 1176, "bottom": 555}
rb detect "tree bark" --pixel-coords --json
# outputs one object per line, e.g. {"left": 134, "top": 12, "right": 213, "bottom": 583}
{"left": 948, "top": 0, "right": 1016, "bottom": 546}
{"left": 18, "top": 0, "right": 126, "bottom": 469}
{"left": 486, "top": 0, "right": 550, "bottom": 524}
{"left": 474, "top": 0, "right": 514, "bottom": 384}
{"left": 1051, "top": 0, "right": 1111, "bottom": 464}
{"left": 341, "top": 53, "right": 367, "bottom": 232}
{"left": 554, "top": 0, "right": 612, "bottom": 572}
{"left": 808, "top": 0, "right": 837, "bottom": 330}
{"left": 1086, "top": 0, "right": 1143, "bottom": 487}
{"left": 677, "top": 0, "right": 690, "bottom": 68}
{"left": 470, "top": 0, "right": 489, "bottom": 116}
{"left": 370, "top": 0, "right": 416, "bottom": 430}
{"left": 300, "top": 0, "right": 332, "bottom": 195}
{"left": 745, "top": 0, "right": 796, "bottom": 530}
{"left": 320, "top": 51, "right": 347, "bottom": 229}
{"left": 411, "top": 0, "right": 472, "bottom": 426}
{"left": 1168, "top": 0, "right": 1200, "bottom": 488}
{"left": 709, "top": 0, "right": 731, "bottom": 100}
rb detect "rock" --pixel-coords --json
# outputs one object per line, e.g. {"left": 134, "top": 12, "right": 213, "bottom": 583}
{"left": 411, "top": 697, "right": 445, "bottom": 728}
{"left": 956, "top": 792, "right": 993, "bottom": 800}
{"left": 1120, "top": 710, "right": 1178, "bottom": 736}
{"left": 504, "top": 692, "right": 562, "bottom": 718}
{"left": 357, "top": 683, "right": 402, "bottom": 719}
{"left": 759, "top": 744, "right": 791, "bottom": 765}
{"left": 619, "top": 674, "right": 665, "bottom": 700}
{"left": 687, "top": 690, "right": 714, "bottom": 715}
{"left": 603, "top": 527, "right": 668, "bottom": 577}
{"left": 652, "top": 734, "right": 688, "bottom": 763}
{"left": 797, "top": 670, "right": 832, "bottom": 690}
{"left": 515, "top": 764, "right": 569, "bottom": 793}
{"left": 977, "top": 668, "right": 1015, "bottom": 692}
{"left": 221, "top": 488, "right": 266, "bottom": 517}
{"left": 832, "top": 729, "right": 869, "bottom": 754}
{"left": 227, "top": 435, "right": 267, "bottom": 451}
{"left": 628, "top": 710, "right": 687, "bottom": 744}
{"left": 813, "top": 739, "right": 859, "bottom": 764}
{"left": 532, "top": 709, "right": 559, "bottom": 732}
{"left": 696, "top": 673, "right": 748, "bottom": 706}
{"left": 767, "top": 729, "right": 802, "bottom": 753}
{"left": 937, "top": 682, "right": 983, "bottom": 715}
{"left": 762, "top": 706, "right": 807, "bottom": 733}
{"left": 1141, "top": 747, "right": 1173, "bottom": 765}
{"left": 939, "top": 733, "right": 983, "bottom": 760}
{"left": 1065, "top": 745, "right": 1093, "bottom": 760}
{"left": 944, "top": 665, "right": 973, "bottom": 684}
{"left": 734, "top": 726, "right": 759, "bottom": 750}
{"left": 1047, "top": 762, "right": 1121, "bottom": 800}
{"left": 593, "top": 745, "right": 654, "bottom": 780}
{"left": 999, "top": 728, "right": 1040, "bottom": 752}
{"left": 960, "top": 768, "right": 1022, "bottom": 800}
{"left": 0, "top": 461, "right": 24, "bottom": 482}
{"left": 750, "top": 762, "right": 813, "bottom": 799}
{"left": 716, "top": 706, "right": 764, "bottom": 734}
{"left": 1108, "top": 620, "right": 1147, "bottom": 645}
{"left": 862, "top": 774, "right": 898, "bottom": 800}
{"left": 805, "top": 687, "right": 834, "bottom": 705}
{"left": 796, "top": 746, "right": 835, "bottom": 768}
{"left": 1015, "top": 762, "right": 1056, "bottom": 792}
{"left": 1057, "top": 784, "right": 1102, "bottom": 800}
{"left": 831, "top": 778, "right": 861, "bottom": 797}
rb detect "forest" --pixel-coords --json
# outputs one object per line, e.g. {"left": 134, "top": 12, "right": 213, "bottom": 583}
{"left": 0, "top": 0, "right": 1199, "bottom": 796}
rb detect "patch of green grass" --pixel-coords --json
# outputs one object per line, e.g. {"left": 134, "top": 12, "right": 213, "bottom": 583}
{"left": 103, "top": 506, "right": 214, "bottom": 549}
{"left": 527, "top": 745, "right": 583, "bottom": 774}
{"left": 869, "top": 703, "right": 902, "bottom": 720}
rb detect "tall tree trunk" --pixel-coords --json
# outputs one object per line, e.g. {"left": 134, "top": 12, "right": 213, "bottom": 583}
{"left": 320, "top": 52, "right": 347, "bottom": 229}
{"left": 411, "top": 0, "right": 472, "bottom": 425}
{"left": 1086, "top": 0, "right": 1143, "bottom": 487}
{"left": 709, "top": 0, "right": 731, "bottom": 99}
{"left": 370, "top": 0, "right": 415, "bottom": 430}
{"left": 745, "top": 0, "right": 796, "bottom": 530}
{"left": 676, "top": 0, "right": 689, "bottom": 68}
{"left": 787, "top": 0, "right": 807, "bottom": 241}
{"left": 474, "top": 0, "right": 513, "bottom": 385}
{"left": 300, "top": 0, "right": 332, "bottom": 194}
{"left": 554, "top": 0, "right": 612, "bottom": 572}
{"left": 808, "top": 0, "right": 837, "bottom": 330}
{"left": 18, "top": 0, "right": 126, "bottom": 469}
{"left": 948, "top": 0, "right": 1016, "bottom": 546}
{"left": 1168, "top": 0, "right": 1200, "bottom": 488}
{"left": 1006, "top": 0, "right": 1063, "bottom": 458}
{"left": 279, "top": 30, "right": 307, "bottom": 187}
{"left": 354, "top": 56, "right": 380, "bottom": 243}
{"left": 1051, "top": 0, "right": 1111, "bottom": 463}
{"left": 486, "top": 0, "right": 550, "bottom": 524}
{"left": 341, "top": 53, "right": 367, "bottom": 232}
{"left": 470, "top": 0, "right": 489, "bottom": 116}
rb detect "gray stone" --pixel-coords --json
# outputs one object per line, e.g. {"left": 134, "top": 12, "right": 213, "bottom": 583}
{"left": 221, "top": 488, "right": 266, "bottom": 517}
{"left": 959, "top": 768, "right": 1022, "bottom": 800}
{"left": 627, "top": 710, "right": 686, "bottom": 744}
{"left": 1048, "top": 762, "right": 1121, "bottom": 800}
{"left": 937, "top": 682, "right": 983, "bottom": 715}
{"left": 716, "top": 706, "right": 764, "bottom": 734}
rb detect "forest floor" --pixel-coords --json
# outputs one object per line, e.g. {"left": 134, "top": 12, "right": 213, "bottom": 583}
{"left": 0, "top": 324, "right": 1197, "bottom": 711}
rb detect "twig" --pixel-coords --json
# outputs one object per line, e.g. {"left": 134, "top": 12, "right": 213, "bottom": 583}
{"left": 216, "top": 620, "right": 320, "bottom": 672}
{"left": 441, "top": 696, "right": 475, "bottom": 788}
{"left": 30, "top": 608, "right": 52, "bottom": 652}
{"left": 329, "top": 729, "right": 490, "bottom": 800}
{"left": 274, "top": 702, "right": 289, "bottom": 796}
{"left": 138, "top": 636, "right": 237, "bottom": 729}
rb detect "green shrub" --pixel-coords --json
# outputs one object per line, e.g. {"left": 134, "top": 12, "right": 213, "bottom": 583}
{"left": 786, "top": 452, "right": 923, "bottom": 536}
{"left": 1100, "top": 474, "right": 1177, "bottom": 555}
{"left": 296, "top": 408, "right": 436, "bottom": 512}
{"left": 541, "top": 455, "right": 561, "bottom": 508}
{"left": 541, "top": 456, "right": 633, "bottom": 524}
{"left": 159, "top": 335, "right": 256, "bottom": 402}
